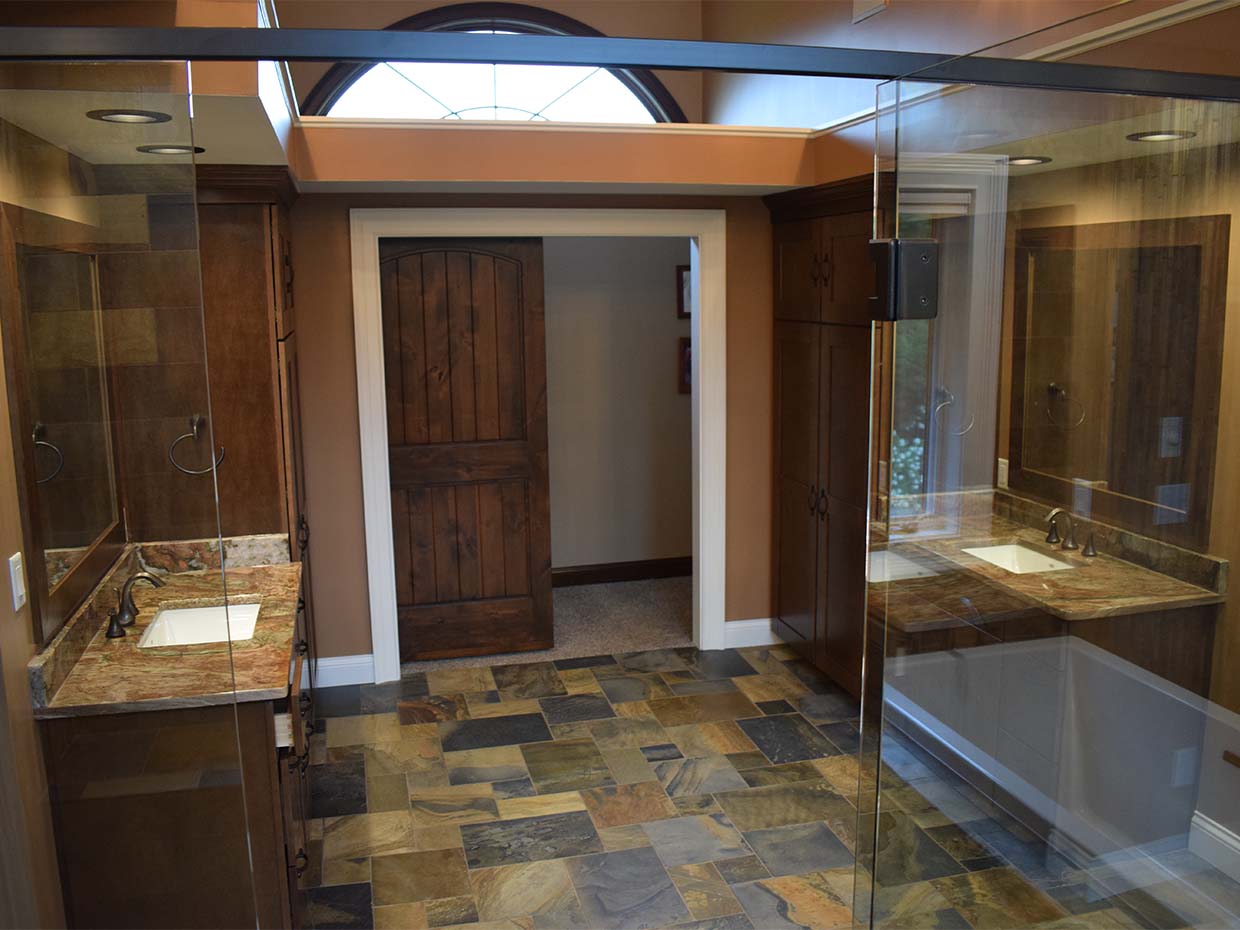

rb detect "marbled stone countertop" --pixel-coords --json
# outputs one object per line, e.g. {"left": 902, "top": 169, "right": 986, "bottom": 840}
{"left": 872, "top": 513, "right": 1223, "bottom": 630}
{"left": 36, "top": 562, "right": 301, "bottom": 718}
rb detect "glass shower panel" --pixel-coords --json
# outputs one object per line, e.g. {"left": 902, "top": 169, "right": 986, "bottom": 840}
{"left": 0, "top": 62, "right": 263, "bottom": 926}
{"left": 861, "top": 74, "right": 1240, "bottom": 929}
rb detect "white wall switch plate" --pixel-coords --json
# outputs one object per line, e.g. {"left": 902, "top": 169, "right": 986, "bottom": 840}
{"left": 8, "top": 551, "right": 27, "bottom": 612}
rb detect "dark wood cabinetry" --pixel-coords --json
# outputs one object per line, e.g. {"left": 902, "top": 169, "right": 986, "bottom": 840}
{"left": 767, "top": 178, "right": 877, "bottom": 697}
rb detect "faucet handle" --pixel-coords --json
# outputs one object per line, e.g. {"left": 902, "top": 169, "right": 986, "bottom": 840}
{"left": 105, "top": 608, "right": 126, "bottom": 639}
{"left": 1046, "top": 523, "right": 1061, "bottom": 545}
{"left": 1083, "top": 533, "right": 1097, "bottom": 557}
{"left": 1062, "top": 523, "right": 1079, "bottom": 551}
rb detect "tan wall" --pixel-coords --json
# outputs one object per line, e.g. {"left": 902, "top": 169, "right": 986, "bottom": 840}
{"left": 543, "top": 236, "right": 693, "bottom": 569}
{"left": 274, "top": 0, "right": 705, "bottom": 121}
{"left": 291, "top": 192, "right": 772, "bottom": 658}
{"left": 0, "top": 273, "right": 65, "bottom": 927}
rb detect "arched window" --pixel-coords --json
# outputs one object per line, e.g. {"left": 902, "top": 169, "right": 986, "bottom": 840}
{"left": 302, "top": 2, "right": 686, "bottom": 124}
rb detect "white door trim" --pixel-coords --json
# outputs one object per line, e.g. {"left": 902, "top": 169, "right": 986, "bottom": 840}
{"left": 349, "top": 208, "right": 728, "bottom": 683}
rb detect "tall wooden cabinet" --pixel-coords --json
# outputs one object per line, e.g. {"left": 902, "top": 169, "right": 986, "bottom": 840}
{"left": 767, "top": 178, "right": 878, "bottom": 697}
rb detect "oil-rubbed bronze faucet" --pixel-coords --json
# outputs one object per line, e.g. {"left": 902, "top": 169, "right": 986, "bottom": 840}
{"left": 105, "top": 572, "right": 166, "bottom": 639}
{"left": 1045, "top": 508, "right": 1079, "bottom": 550}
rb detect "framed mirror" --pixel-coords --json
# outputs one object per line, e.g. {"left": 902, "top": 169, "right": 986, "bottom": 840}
{"left": 0, "top": 206, "right": 125, "bottom": 644}
{"left": 1008, "top": 215, "right": 1228, "bottom": 551}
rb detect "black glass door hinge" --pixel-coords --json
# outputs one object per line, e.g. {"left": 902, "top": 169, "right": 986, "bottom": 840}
{"left": 869, "top": 239, "right": 939, "bottom": 322}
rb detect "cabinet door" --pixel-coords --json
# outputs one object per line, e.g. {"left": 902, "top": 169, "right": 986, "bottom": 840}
{"left": 279, "top": 752, "right": 310, "bottom": 929}
{"left": 821, "top": 211, "right": 877, "bottom": 326}
{"left": 773, "top": 219, "right": 821, "bottom": 322}
{"left": 774, "top": 322, "right": 820, "bottom": 643}
{"left": 816, "top": 323, "right": 873, "bottom": 696}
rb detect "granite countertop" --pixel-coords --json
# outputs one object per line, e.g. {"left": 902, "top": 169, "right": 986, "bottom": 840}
{"left": 36, "top": 562, "right": 301, "bottom": 719}
{"left": 872, "top": 512, "right": 1224, "bottom": 632}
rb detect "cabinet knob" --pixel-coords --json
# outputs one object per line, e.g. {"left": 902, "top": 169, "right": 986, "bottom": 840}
{"left": 294, "top": 848, "right": 309, "bottom": 877}
{"left": 810, "top": 253, "right": 820, "bottom": 284}
{"left": 818, "top": 489, "right": 827, "bottom": 519}
{"left": 808, "top": 486, "right": 818, "bottom": 514}
{"left": 820, "top": 255, "right": 832, "bottom": 288}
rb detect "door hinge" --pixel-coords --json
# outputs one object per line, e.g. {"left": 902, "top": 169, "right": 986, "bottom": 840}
{"left": 869, "top": 239, "right": 939, "bottom": 322}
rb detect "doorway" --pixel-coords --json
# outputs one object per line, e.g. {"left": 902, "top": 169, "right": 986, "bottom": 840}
{"left": 350, "top": 209, "right": 727, "bottom": 683}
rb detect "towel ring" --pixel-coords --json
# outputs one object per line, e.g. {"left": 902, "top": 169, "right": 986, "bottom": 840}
{"left": 932, "top": 389, "right": 975, "bottom": 438}
{"left": 168, "top": 414, "right": 225, "bottom": 476}
{"left": 1045, "top": 382, "right": 1086, "bottom": 430}
{"left": 32, "top": 422, "right": 63, "bottom": 485}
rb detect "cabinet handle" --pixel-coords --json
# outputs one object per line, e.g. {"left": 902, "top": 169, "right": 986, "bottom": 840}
{"left": 818, "top": 489, "right": 827, "bottom": 519}
{"left": 821, "top": 255, "right": 832, "bottom": 288}
{"left": 810, "top": 253, "right": 820, "bottom": 285}
{"left": 808, "top": 486, "right": 818, "bottom": 514}
{"left": 294, "top": 848, "right": 309, "bottom": 877}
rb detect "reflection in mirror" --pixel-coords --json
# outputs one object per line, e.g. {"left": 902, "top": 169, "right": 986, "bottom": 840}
{"left": 1009, "top": 216, "right": 1227, "bottom": 550}
{"left": 17, "top": 246, "right": 118, "bottom": 590}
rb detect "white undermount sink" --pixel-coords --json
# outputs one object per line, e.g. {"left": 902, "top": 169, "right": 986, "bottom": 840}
{"left": 137, "top": 603, "right": 262, "bottom": 648}
{"left": 961, "top": 544, "right": 1074, "bottom": 575}
{"left": 870, "top": 550, "right": 937, "bottom": 582}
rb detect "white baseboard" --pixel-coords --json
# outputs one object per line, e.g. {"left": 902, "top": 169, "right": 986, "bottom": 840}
{"left": 724, "top": 618, "right": 781, "bottom": 649}
{"left": 302, "top": 653, "right": 375, "bottom": 689}
{"left": 1189, "top": 811, "right": 1240, "bottom": 883}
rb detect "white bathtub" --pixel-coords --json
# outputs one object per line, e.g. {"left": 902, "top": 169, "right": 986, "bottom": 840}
{"left": 886, "top": 635, "right": 1240, "bottom": 882}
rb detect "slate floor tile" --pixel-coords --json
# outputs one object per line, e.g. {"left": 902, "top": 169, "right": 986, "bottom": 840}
{"left": 426, "top": 667, "right": 497, "bottom": 695}
{"left": 713, "top": 780, "right": 851, "bottom": 832}
{"left": 642, "top": 813, "right": 750, "bottom": 867}
{"left": 796, "top": 690, "right": 861, "bottom": 723}
{"left": 539, "top": 693, "right": 616, "bottom": 724}
{"left": 654, "top": 755, "right": 749, "bottom": 797}
{"left": 361, "top": 674, "right": 431, "bottom": 712}
{"left": 668, "top": 862, "right": 745, "bottom": 920}
{"left": 491, "top": 662, "right": 566, "bottom": 698}
{"left": 757, "top": 699, "right": 796, "bottom": 715}
{"left": 310, "top": 759, "right": 368, "bottom": 818}
{"left": 641, "top": 743, "right": 684, "bottom": 762}
{"left": 598, "top": 672, "right": 674, "bottom": 704}
{"left": 553, "top": 653, "right": 619, "bottom": 670}
{"left": 315, "top": 685, "right": 363, "bottom": 720}
{"left": 818, "top": 721, "right": 861, "bottom": 754}
{"left": 931, "top": 867, "right": 1067, "bottom": 928}
{"left": 739, "top": 761, "right": 824, "bottom": 789}
{"left": 321, "top": 811, "right": 460, "bottom": 861}
{"left": 424, "top": 895, "right": 478, "bottom": 928}
{"left": 648, "top": 692, "right": 762, "bottom": 728}
{"left": 470, "top": 859, "right": 585, "bottom": 927}
{"left": 567, "top": 846, "right": 691, "bottom": 930}
{"left": 743, "top": 822, "right": 853, "bottom": 877}
{"left": 675, "top": 648, "right": 759, "bottom": 680}
{"left": 669, "top": 679, "right": 741, "bottom": 696}
{"left": 736, "top": 713, "right": 838, "bottom": 764}
{"left": 439, "top": 713, "right": 552, "bottom": 752}
{"left": 731, "top": 867, "right": 855, "bottom": 930}
{"left": 874, "top": 811, "right": 967, "bottom": 888}
{"left": 580, "top": 781, "right": 678, "bottom": 828}
{"left": 370, "top": 847, "right": 471, "bottom": 906}
{"left": 665, "top": 916, "right": 755, "bottom": 930}
{"left": 397, "top": 695, "right": 470, "bottom": 725}
{"left": 521, "top": 737, "right": 614, "bottom": 793}
{"left": 305, "top": 881, "right": 373, "bottom": 929}
{"left": 715, "top": 855, "right": 772, "bottom": 885}
{"left": 445, "top": 746, "right": 528, "bottom": 786}
{"left": 617, "top": 649, "right": 690, "bottom": 673}
{"left": 408, "top": 784, "right": 500, "bottom": 826}
{"left": 461, "top": 810, "right": 603, "bottom": 869}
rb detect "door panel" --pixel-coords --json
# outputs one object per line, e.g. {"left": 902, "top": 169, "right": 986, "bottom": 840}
{"left": 823, "top": 324, "right": 872, "bottom": 510}
{"left": 817, "top": 497, "right": 866, "bottom": 696}
{"left": 822, "top": 211, "right": 878, "bottom": 326}
{"left": 381, "top": 239, "right": 552, "bottom": 661}
{"left": 774, "top": 322, "right": 820, "bottom": 644}
{"left": 773, "top": 219, "right": 821, "bottom": 322}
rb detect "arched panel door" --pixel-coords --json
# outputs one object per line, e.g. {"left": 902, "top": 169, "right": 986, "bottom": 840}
{"left": 379, "top": 238, "right": 552, "bottom": 660}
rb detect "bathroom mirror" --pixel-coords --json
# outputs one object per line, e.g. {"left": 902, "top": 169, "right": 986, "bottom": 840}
{"left": 1007, "top": 215, "right": 1228, "bottom": 550}
{"left": 0, "top": 208, "right": 125, "bottom": 645}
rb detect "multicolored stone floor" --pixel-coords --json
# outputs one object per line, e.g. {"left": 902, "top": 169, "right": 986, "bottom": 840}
{"left": 301, "top": 644, "right": 1240, "bottom": 930}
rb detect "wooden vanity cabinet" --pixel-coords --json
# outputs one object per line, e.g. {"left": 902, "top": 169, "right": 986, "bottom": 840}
{"left": 42, "top": 700, "right": 311, "bottom": 929}
{"left": 767, "top": 178, "right": 878, "bottom": 697}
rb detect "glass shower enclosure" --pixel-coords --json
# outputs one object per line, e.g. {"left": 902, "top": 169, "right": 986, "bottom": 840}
{"left": 859, "top": 46, "right": 1240, "bottom": 930}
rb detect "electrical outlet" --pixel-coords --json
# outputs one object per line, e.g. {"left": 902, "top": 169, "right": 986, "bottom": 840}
{"left": 8, "top": 551, "right": 27, "bottom": 611}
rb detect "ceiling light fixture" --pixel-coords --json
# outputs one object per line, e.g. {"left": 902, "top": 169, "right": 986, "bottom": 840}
{"left": 1126, "top": 130, "right": 1196, "bottom": 142}
{"left": 135, "top": 144, "right": 205, "bottom": 155}
{"left": 1009, "top": 155, "right": 1053, "bottom": 166}
{"left": 86, "top": 109, "right": 171, "bottom": 124}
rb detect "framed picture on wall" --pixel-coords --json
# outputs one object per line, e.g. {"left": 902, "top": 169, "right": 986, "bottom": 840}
{"left": 678, "top": 337, "right": 691, "bottom": 394}
{"left": 676, "top": 264, "right": 691, "bottom": 319}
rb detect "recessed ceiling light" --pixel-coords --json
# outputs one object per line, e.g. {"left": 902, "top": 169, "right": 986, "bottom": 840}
{"left": 1009, "top": 155, "right": 1053, "bottom": 166}
{"left": 1126, "top": 130, "right": 1196, "bottom": 142}
{"left": 87, "top": 108, "right": 171, "bottom": 124}
{"left": 135, "top": 144, "right": 205, "bottom": 155}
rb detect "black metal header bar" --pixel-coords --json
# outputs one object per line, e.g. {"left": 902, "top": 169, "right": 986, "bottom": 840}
{"left": 3, "top": 26, "right": 1240, "bottom": 102}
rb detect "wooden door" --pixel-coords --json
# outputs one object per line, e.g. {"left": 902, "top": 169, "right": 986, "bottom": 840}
{"left": 821, "top": 211, "right": 877, "bottom": 326}
{"left": 380, "top": 238, "right": 552, "bottom": 661}
{"left": 816, "top": 323, "right": 871, "bottom": 695}
{"left": 773, "top": 219, "right": 821, "bottom": 322}
{"left": 774, "top": 322, "right": 821, "bottom": 645}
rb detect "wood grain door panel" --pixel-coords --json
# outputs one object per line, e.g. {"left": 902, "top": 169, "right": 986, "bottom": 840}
{"left": 381, "top": 239, "right": 552, "bottom": 661}
{"left": 821, "top": 211, "right": 877, "bottom": 326}
{"left": 773, "top": 219, "right": 821, "bottom": 322}
{"left": 774, "top": 322, "right": 820, "bottom": 644}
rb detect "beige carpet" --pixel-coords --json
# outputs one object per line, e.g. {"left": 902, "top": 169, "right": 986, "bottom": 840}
{"left": 400, "top": 577, "right": 693, "bottom": 673}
